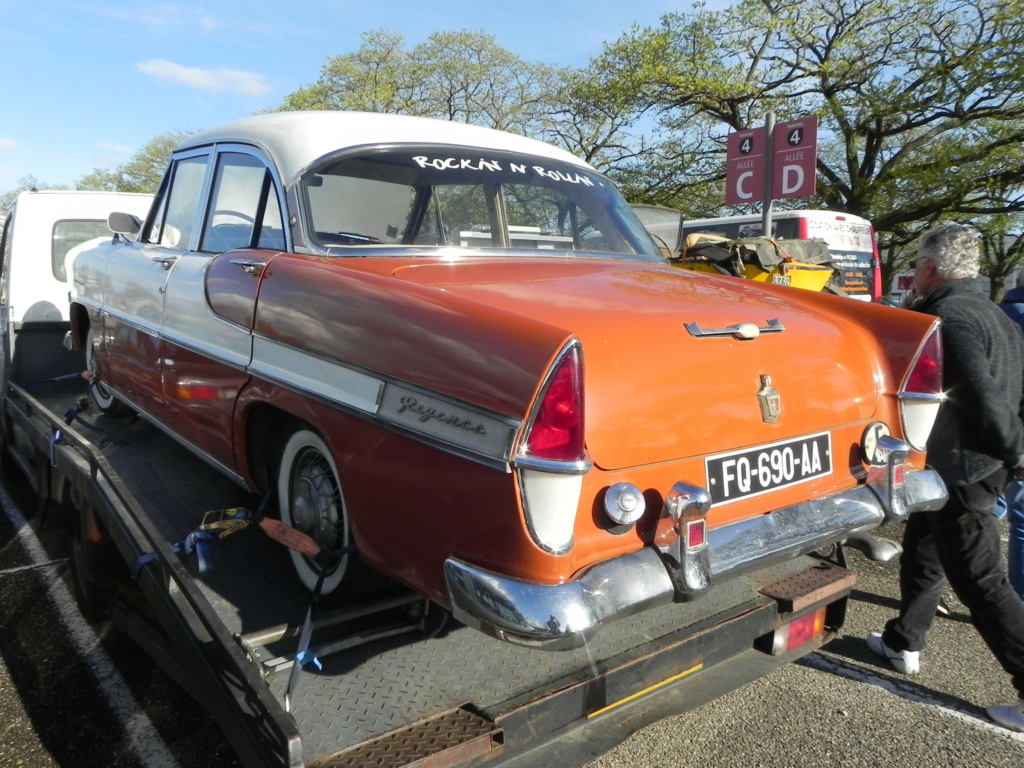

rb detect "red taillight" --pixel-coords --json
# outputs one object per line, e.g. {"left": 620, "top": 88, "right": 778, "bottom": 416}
{"left": 904, "top": 328, "right": 943, "bottom": 394}
{"left": 786, "top": 607, "right": 826, "bottom": 651}
{"left": 521, "top": 346, "right": 585, "bottom": 463}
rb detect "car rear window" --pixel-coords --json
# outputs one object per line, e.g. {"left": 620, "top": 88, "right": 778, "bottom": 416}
{"left": 302, "top": 148, "right": 661, "bottom": 261}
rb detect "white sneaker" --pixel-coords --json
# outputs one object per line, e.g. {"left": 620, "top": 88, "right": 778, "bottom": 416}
{"left": 987, "top": 699, "right": 1024, "bottom": 732}
{"left": 866, "top": 631, "right": 920, "bottom": 674}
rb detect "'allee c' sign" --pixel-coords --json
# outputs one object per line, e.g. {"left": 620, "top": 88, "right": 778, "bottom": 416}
{"left": 725, "top": 118, "right": 818, "bottom": 206}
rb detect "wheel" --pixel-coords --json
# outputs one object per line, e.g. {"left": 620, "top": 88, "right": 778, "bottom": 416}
{"left": 85, "top": 326, "right": 130, "bottom": 416}
{"left": 68, "top": 504, "right": 121, "bottom": 623}
{"left": 277, "top": 428, "right": 356, "bottom": 598}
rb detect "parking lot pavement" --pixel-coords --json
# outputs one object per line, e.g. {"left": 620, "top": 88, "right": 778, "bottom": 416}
{"left": 3, "top": 474, "right": 1024, "bottom": 768}
{"left": 587, "top": 521, "right": 1024, "bottom": 767}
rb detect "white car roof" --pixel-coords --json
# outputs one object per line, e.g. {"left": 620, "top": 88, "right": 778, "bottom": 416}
{"left": 178, "top": 111, "right": 592, "bottom": 183}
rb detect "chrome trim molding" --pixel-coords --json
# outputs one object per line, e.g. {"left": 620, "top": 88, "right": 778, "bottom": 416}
{"left": 247, "top": 335, "right": 521, "bottom": 469}
{"left": 685, "top": 318, "right": 785, "bottom": 340}
{"left": 897, "top": 391, "right": 946, "bottom": 403}
{"left": 94, "top": 383, "right": 248, "bottom": 488}
{"left": 250, "top": 335, "right": 383, "bottom": 414}
{"left": 512, "top": 454, "right": 593, "bottom": 475}
{"left": 445, "top": 467, "right": 947, "bottom": 650}
{"left": 379, "top": 383, "right": 517, "bottom": 463}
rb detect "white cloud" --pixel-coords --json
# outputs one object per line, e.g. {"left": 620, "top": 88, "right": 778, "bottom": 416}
{"left": 0, "top": 138, "right": 15, "bottom": 152}
{"left": 198, "top": 15, "right": 220, "bottom": 34}
{"left": 136, "top": 59, "right": 271, "bottom": 96}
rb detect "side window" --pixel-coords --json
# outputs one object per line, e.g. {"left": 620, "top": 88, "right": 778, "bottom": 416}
{"left": 51, "top": 219, "right": 111, "bottom": 280}
{"left": 201, "top": 152, "right": 284, "bottom": 253}
{"left": 306, "top": 173, "right": 413, "bottom": 246}
{"left": 146, "top": 155, "right": 209, "bottom": 250}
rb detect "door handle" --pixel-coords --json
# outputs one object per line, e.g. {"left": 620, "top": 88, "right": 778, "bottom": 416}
{"left": 151, "top": 255, "right": 178, "bottom": 270}
{"left": 229, "top": 259, "right": 267, "bottom": 277}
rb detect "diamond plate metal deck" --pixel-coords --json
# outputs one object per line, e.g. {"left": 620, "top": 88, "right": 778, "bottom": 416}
{"left": 312, "top": 706, "right": 501, "bottom": 768}
{"left": 34, "top": 387, "right": 839, "bottom": 766}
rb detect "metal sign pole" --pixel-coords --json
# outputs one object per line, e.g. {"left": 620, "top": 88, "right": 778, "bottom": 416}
{"left": 761, "top": 112, "right": 775, "bottom": 237}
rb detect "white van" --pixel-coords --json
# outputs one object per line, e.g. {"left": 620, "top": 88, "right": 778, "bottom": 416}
{"left": 0, "top": 190, "right": 153, "bottom": 383}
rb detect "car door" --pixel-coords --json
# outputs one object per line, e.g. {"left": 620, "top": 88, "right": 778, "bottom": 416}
{"left": 158, "top": 148, "right": 287, "bottom": 474}
{"left": 100, "top": 152, "right": 211, "bottom": 413}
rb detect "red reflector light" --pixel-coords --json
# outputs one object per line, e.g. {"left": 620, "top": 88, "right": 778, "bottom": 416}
{"left": 905, "top": 329, "right": 943, "bottom": 394}
{"left": 894, "top": 465, "right": 904, "bottom": 485}
{"left": 786, "top": 607, "right": 826, "bottom": 651}
{"left": 687, "top": 519, "right": 706, "bottom": 549}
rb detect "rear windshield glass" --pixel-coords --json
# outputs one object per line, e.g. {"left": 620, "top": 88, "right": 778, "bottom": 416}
{"left": 302, "top": 148, "right": 661, "bottom": 261}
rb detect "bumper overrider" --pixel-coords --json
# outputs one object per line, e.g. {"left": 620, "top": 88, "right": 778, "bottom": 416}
{"left": 445, "top": 436, "right": 948, "bottom": 650}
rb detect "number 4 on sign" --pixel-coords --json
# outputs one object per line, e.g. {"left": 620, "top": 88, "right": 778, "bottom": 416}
{"left": 788, "top": 128, "right": 803, "bottom": 146}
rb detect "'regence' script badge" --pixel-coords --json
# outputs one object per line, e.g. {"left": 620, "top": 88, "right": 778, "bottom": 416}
{"left": 757, "top": 374, "right": 782, "bottom": 423}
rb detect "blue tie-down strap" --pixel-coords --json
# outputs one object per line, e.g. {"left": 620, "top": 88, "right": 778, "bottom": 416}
{"left": 63, "top": 395, "right": 103, "bottom": 431}
{"left": 171, "top": 507, "right": 252, "bottom": 573}
{"left": 171, "top": 529, "right": 220, "bottom": 573}
{"left": 294, "top": 650, "right": 323, "bottom": 672}
{"left": 26, "top": 371, "right": 91, "bottom": 390}
{"left": 132, "top": 552, "right": 160, "bottom": 581}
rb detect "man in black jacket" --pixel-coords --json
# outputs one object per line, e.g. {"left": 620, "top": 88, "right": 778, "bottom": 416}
{"left": 866, "top": 224, "right": 1024, "bottom": 732}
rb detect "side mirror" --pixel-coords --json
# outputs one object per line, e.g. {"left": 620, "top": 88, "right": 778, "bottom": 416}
{"left": 108, "top": 211, "right": 143, "bottom": 237}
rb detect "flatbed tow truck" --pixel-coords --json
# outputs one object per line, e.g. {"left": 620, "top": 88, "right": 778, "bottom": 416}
{"left": 0, "top": 194, "right": 864, "bottom": 768}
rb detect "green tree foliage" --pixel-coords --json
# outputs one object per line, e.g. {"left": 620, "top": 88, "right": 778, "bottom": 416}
{"left": 587, "top": 0, "right": 1024, "bottom": 288}
{"left": 76, "top": 131, "right": 194, "bottom": 193}
{"left": 280, "top": 29, "right": 566, "bottom": 137}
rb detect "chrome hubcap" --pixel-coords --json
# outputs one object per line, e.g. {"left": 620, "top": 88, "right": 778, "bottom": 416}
{"left": 289, "top": 447, "right": 342, "bottom": 552}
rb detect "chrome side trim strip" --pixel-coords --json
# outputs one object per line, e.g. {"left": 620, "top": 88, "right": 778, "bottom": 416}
{"left": 247, "top": 335, "right": 520, "bottom": 469}
{"left": 445, "top": 468, "right": 947, "bottom": 650}
{"left": 250, "top": 335, "right": 384, "bottom": 415}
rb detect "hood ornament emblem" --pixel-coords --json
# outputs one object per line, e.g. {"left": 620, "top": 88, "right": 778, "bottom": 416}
{"left": 757, "top": 374, "right": 781, "bottom": 423}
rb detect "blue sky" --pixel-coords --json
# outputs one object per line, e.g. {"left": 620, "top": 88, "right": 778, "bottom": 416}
{"left": 0, "top": 0, "right": 711, "bottom": 191}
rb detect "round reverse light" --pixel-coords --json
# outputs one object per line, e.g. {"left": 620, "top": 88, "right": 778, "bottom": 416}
{"left": 861, "top": 421, "right": 891, "bottom": 465}
{"left": 604, "top": 482, "right": 646, "bottom": 525}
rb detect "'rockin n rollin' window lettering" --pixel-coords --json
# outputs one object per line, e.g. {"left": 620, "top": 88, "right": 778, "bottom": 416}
{"left": 302, "top": 146, "right": 660, "bottom": 260}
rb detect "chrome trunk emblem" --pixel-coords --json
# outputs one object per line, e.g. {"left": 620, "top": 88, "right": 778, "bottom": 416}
{"left": 757, "top": 374, "right": 781, "bottom": 422}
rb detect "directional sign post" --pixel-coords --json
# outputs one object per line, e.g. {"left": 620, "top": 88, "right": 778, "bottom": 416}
{"left": 772, "top": 118, "right": 818, "bottom": 199}
{"left": 724, "top": 115, "right": 819, "bottom": 233}
{"left": 725, "top": 127, "right": 766, "bottom": 206}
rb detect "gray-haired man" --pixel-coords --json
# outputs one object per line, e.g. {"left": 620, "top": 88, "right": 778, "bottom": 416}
{"left": 867, "top": 224, "right": 1024, "bottom": 732}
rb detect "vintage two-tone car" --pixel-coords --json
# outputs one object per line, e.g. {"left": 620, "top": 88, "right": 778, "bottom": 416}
{"left": 68, "top": 111, "right": 947, "bottom": 649}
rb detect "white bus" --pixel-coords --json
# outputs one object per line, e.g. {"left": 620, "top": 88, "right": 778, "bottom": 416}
{"left": 678, "top": 210, "right": 881, "bottom": 301}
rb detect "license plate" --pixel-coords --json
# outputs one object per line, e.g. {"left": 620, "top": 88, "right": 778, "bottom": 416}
{"left": 771, "top": 273, "right": 791, "bottom": 286}
{"left": 705, "top": 432, "right": 832, "bottom": 505}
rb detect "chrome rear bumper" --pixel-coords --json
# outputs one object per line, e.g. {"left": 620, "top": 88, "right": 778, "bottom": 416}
{"left": 445, "top": 465, "right": 947, "bottom": 650}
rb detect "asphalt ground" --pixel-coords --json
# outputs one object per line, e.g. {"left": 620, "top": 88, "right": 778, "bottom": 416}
{"left": 2, "top": 466, "right": 1024, "bottom": 768}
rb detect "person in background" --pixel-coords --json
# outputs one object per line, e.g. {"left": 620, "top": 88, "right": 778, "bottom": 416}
{"left": 998, "top": 270, "right": 1024, "bottom": 601}
{"left": 867, "top": 224, "right": 1024, "bottom": 733}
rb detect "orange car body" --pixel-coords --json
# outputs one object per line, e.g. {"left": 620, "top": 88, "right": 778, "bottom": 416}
{"left": 68, "top": 112, "right": 947, "bottom": 649}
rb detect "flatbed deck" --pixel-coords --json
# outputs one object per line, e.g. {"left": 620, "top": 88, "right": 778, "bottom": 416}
{"left": 11, "top": 377, "right": 848, "bottom": 767}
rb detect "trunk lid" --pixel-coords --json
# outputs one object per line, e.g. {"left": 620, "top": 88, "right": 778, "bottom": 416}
{"left": 391, "top": 259, "right": 880, "bottom": 471}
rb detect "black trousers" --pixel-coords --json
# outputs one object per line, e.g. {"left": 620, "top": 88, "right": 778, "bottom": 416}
{"left": 882, "top": 468, "right": 1024, "bottom": 697}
